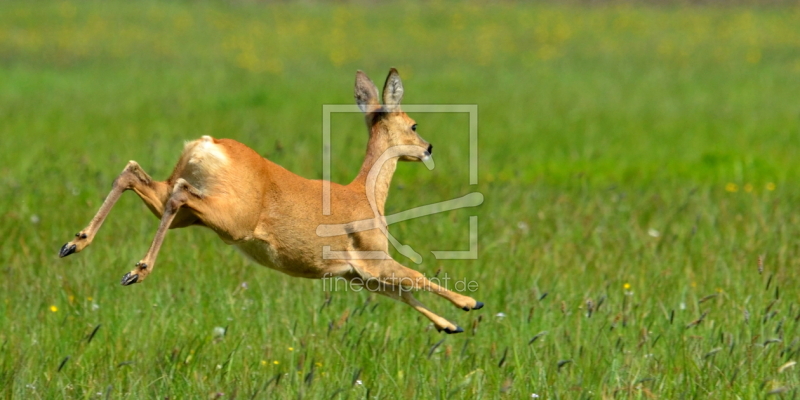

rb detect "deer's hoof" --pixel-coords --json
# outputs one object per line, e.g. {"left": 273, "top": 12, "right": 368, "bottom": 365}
{"left": 462, "top": 301, "right": 484, "bottom": 312}
{"left": 59, "top": 243, "right": 77, "bottom": 258}
{"left": 121, "top": 272, "right": 139, "bottom": 286}
{"left": 442, "top": 326, "right": 464, "bottom": 334}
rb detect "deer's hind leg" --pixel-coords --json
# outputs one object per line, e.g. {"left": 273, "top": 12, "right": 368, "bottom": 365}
{"left": 120, "top": 178, "right": 201, "bottom": 285}
{"left": 121, "top": 177, "right": 250, "bottom": 286}
{"left": 59, "top": 161, "right": 170, "bottom": 258}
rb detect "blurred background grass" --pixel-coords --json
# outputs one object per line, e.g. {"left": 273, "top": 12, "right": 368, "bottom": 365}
{"left": 1, "top": 1, "right": 800, "bottom": 398}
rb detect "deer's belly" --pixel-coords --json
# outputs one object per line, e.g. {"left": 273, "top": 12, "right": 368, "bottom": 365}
{"left": 234, "top": 239, "right": 328, "bottom": 279}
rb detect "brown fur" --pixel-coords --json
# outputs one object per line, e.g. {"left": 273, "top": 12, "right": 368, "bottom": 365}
{"left": 59, "top": 69, "right": 482, "bottom": 333}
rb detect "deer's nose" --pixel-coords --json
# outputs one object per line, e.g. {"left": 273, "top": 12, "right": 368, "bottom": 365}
{"left": 427, "top": 144, "right": 433, "bottom": 155}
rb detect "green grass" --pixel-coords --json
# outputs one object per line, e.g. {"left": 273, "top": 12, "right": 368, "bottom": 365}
{"left": 2, "top": 1, "right": 800, "bottom": 398}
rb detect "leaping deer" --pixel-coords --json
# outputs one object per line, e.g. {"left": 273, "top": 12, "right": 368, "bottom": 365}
{"left": 59, "top": 69, "right": 483, "bottom": 334}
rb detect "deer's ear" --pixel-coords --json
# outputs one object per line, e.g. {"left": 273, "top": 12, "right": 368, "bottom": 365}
{"left": 382, "top": 68, "right": 404, "bottom": 110}
{"left": 355, "top": 71, "right": 380, "bottom": 114}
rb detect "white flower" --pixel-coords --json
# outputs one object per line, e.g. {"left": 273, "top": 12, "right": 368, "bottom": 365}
{"left": 648, "top": 229, "right": 660, "bottom": 238}
{"left": 213, "top": 327, "right": 226, "bottom": 338}
{"left": 355, "top": 379, "right": 363, "bottom": 386}
{"left": 495, "top": 312, "right": 506, "bottom": 318}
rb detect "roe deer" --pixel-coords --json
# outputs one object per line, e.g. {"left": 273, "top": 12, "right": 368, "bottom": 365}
{"left": 59, "top": 69, "right": 483, "bottom": 333}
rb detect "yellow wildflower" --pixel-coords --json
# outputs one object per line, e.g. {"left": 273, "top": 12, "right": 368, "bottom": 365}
{"left": 725, "top": 183, "right": 738, "bottom": 192}
{"left": 49, "top": 305, "right": 58, "bottom": 312}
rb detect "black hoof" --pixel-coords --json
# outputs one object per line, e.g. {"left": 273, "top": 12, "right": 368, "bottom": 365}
{"left": 59, "top": 243, "right": 77, "bottom": 258}
{"left": 462, "top": 301, "right": 484, "bottom": 312}
{"left": 121, "top": 273, "right": 138, "bottom": 286}
{"left": 443, "top": 326, "right": 464, "bottom": 334}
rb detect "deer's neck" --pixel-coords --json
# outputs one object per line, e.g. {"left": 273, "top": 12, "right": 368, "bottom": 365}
{"left": 353, "top": 132, "right": 397, "bottom": 216}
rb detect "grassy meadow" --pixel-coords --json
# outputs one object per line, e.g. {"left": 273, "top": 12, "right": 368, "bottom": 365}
{"left": 2, "top": 1, "right": 800, "bottom": 398}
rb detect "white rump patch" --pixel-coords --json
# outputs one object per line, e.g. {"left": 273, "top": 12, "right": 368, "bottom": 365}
{"left": 181, "top": 137, "right": 228, "bottom": 191}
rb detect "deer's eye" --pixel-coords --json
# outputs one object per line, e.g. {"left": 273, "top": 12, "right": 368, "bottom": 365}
{"left": 411, "top": 124, "right": 417, "bottom": 132}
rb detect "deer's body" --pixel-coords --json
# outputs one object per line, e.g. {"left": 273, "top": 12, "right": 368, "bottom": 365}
{"left": 60, "top": 69, "right": 482, "bottom": 333}
{"left": 177, "top": 137, "right": 373, "bottom": 279}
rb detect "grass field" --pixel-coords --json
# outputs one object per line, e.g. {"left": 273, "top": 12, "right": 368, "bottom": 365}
{"left": 2, "top": 1, "right": 800, "bottom": 398}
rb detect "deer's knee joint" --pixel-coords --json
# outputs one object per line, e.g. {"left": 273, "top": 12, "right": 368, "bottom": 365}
{"left": 127, "top": 161, "right": 153, "bottom": 183}
{"left": 113, "top": 161, "right": 152, "bottom": 189}
{"left": 124, "top": 160, "right": 141, "bottom": 170}
{"left": 112, "top": 175, "right": 133, "bottom": 190}
{"left": 166, "top": 197, "right": 186, "bottom": 213}
{"left": 172, "top": 178, "right": 203, "bottom": 198}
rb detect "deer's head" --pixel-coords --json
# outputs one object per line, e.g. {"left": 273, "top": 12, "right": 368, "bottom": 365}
{"left": 355, "top": 69, "right": 432, "bottom": 162}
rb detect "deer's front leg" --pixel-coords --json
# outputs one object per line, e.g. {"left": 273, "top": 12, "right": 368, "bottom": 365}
{"left": 59, "top": 161, "right": 168, "bottom": 258}
{"left": 121, "top": 178, "right": 201, "bottom": 285}
{"left": 367, "top": 280, "right": 464, "bottom": 334}
{"left": 362, "top": 258, "right": 484, "bottom": 312}
{"left": 346, "top": 259, "right": 476, "bottom": 334}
